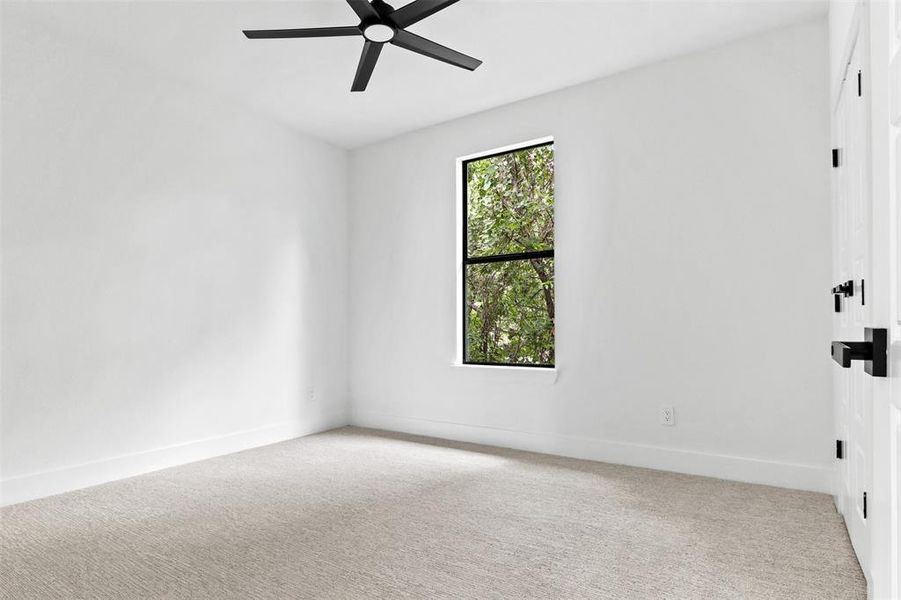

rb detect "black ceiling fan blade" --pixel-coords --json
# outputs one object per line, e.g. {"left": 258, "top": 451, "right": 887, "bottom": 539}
{"left": 391, "top": 29, "right": 481, "bottom": 71}
{"left": 389, "top": 0, "right": 460, "bottom": 28}
{"left": 351, "top": 40, "right": 384, "bottom": 92}
{"left": 346, "top": 0, "right": 379, "bottom": 20}
{"left": 244, "top": 26, "right": 361, "bottom": 39}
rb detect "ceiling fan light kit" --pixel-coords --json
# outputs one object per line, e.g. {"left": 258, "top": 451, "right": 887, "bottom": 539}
{"left": 243, "top": 0, "right": 482, "bottom": 92}
{"left": 363, "top": 23, "right": 395, "bottom": 43}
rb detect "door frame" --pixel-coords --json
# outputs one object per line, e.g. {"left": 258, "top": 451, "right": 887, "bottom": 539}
{"left": 866, "top": 0, "right": 901, "bottom": 597}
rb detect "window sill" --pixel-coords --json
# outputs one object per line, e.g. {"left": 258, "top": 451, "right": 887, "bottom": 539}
{"left": 450, "top": 363, "right": 558, "bottom": 384}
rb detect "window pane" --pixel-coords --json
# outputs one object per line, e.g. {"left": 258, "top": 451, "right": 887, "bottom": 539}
{"left": 466, "top": 144, "right": 554, "bottom": 258}
{"left": 465, "top": 258, "right": 555, "bottom": 366}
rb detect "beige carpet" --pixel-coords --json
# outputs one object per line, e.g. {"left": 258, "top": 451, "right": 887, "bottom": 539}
{"left": 1, "top": 427, "right": 865, "bottom": 599}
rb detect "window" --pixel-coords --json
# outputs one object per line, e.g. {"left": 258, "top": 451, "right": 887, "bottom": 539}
{"left": 462, "top": 141, "right": 555, "bottom": 368}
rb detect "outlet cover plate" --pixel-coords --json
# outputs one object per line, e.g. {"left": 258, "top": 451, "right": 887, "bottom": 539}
{"left": 661, "top": 407, "right": 675, "bottom": 426}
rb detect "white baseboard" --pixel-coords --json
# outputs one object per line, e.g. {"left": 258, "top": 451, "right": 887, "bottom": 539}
{"left": 4, "top": 410, "right": 831, "bottom": 506}
{"left": 351, "top": 410, "right": 833, "bottom": 494}
{"left": 0, "top": 411, "right": 347, "bottom": 507}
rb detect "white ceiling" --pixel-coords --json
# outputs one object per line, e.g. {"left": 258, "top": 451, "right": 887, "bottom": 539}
{"left": 12, "top": 0, "right": 826, "bottom": 148}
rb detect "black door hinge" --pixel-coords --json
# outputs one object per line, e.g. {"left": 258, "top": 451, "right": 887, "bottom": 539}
{"left": 836, "top": 440, "right": 844, "bottom": 459}
{"left": 861, "top": 279, "right": 865, "bottom": 305}
{"left": 832, "top": 148, "right": 841, "bottom": 168}
{"left": 863, "top": 492, "right": 867, "bottom": 519}
{"left": 858, "top": 70, "right": 862, "bottom": 97}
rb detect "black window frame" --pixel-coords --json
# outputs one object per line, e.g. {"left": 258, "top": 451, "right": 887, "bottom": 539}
{"left": 461, "top": 140, "right": 555, "bottom": 369}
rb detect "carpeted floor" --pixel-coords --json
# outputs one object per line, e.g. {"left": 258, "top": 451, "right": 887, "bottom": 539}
{"left": 1, "top": 427, "right": 865, "bottom": 599}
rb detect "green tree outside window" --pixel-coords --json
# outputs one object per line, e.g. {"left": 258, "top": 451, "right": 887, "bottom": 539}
{"left": 464, "top": 143, "right": 554, "bottom": 366}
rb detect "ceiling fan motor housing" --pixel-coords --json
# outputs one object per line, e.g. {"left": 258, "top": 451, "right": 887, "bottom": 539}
{"left": 369, "top": 0, "right": 396, "bottom": 21}
{"left": 362, "top": 0, "right": 396, "bottom": 39}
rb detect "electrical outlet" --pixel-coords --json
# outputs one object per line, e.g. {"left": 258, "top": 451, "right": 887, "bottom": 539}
{"left": 661, "top": 407, "right": 675, "bottom": 426}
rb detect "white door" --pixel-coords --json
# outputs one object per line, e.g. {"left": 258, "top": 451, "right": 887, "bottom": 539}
{"left": 835, "top": 2, "right": 901, "bottom": 597}
{"left": 832, "top": 26, "right": 873, "bottom": 576}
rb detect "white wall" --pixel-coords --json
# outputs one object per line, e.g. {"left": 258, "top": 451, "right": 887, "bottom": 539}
{"left": 348, "top": 20, "right": 834, "bottom": 492}
{"left": 0, "top": 10, "right": 834, "bottom": 503}
{"left": 0, "top": 7, "right": 348, "bottom": 505}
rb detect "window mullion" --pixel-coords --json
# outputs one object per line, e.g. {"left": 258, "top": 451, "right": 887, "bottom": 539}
{"left": 464, "top": 249, "right": 554, "bottom": 265}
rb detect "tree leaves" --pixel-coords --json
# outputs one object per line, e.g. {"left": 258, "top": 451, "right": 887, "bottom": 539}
{"left": 465, "top": 260, "right": 554, "bottom": 365}
{"left": 466, "top": 145, "right": 554, "bottom": 258}
{"left": 465, "top": 145, "right": 555, "bottom": 365}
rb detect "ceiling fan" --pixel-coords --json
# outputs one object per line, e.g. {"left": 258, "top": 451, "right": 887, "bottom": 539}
{"left": 243, "top": 0, "right": 482, "bottom": 92}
